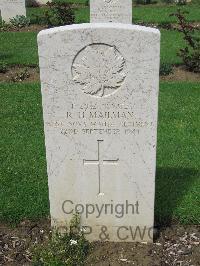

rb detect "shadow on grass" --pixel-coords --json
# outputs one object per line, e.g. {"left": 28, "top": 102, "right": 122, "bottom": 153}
{"left": 155, "top": 167, "right": 199, "bottom": 226}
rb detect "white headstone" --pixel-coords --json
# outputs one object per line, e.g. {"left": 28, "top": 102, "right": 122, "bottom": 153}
{"left": 26, "top": 0, "right": 51, "bottom": 7}
{"left": 174, "top": 0, "right": 191, "bottom": 2}
{"left": 90, "top": 0, "right": 132, "bottom": 24}
{"left": 38, "top": 22, "right": 160, "bottom": 242}
{"left": 0, "top": 0, "right": 26, "bottom": 23}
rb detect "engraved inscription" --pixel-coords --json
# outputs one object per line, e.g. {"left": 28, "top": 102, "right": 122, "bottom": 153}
{"left": 90, "top": 0, "right": 132, "bottom": 24}
{"left": 72, "top": 44, "right": 126, "bottom": 97}
{"left": 83, "top": 140, "right": 119, "bottom": 195}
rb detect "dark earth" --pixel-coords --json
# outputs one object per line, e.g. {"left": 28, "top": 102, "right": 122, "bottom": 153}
{"left": 0, "top": 220, "right": 199, "bottom": 265}
{"left": 0, "top": 65, "right": 200, "bottom": 84}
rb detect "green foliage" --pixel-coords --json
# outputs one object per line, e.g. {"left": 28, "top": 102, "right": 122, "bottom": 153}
{"left": 0, "top": 20, "right": 12, "bottom": 32}
{"left": 176, "top": 0, "right": 187, "bottom": 6}
{"left": 0, "top": 61, "right": 8, "bottom": 73}
{"left": 44, "top": 2, "right": 75, "bottom": 27}
{"left": 135, "top": 0, "right": 155, "bottom": 4}
{"left": 180, "top": 45, "right": 200, "bottom": 73}
{"left": 162, "top": 0, "right": 187, "bottom": 4}
{"left": 85, "top": 0, "right": 89, "bottom": 7}
{"left": 10, "top": 15, "right": 30, "bottom": 28}
{"left": 160, "top": 63, "right": 173, "bottom": 76}
{"left": 158, "top": 21, "right": 172, "bottom": 29}
{"left": 32, "top": 215, "right": 89, "bottom": 266}
{"left": 161, "top": 0, "right": 174, "bottom": 4}
{"left": 170, "top": 9, "right": 200, "bottom": 72}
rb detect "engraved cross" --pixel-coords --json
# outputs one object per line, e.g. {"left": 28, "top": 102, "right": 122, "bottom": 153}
{"left": 83, "top": 140, "right": 119, "bottom": 195}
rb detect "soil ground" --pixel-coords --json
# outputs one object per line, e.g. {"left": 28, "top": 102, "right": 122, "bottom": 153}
{"left": 160, "top": 66, "right": 200, "bottom": 82}
{"left": 0, "top": 66, "right": 200, "bottom": 84}
{"left": 1, "top": 23, "right": 199, "bottom": 33}
{"left": 0, "top": 66, "right": 40, "bottom": 83}
{"left": 0, "top": 25, "right": 47, "bottom": 33}
{"left": 0, "top": 220, "right": 199, "bottom": 265}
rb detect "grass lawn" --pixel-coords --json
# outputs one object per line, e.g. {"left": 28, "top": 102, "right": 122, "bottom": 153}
{"left": 156, "top": 82, "right": 200, "bottom": 224}
{"left": 0, "top": 30, "right": 185, "bottom": 66}
{"left": 0, "top": 32, "right": 38, "bottom": 66}
{"left": 160, "top": 29, "right": 183, "bottom": 65}
{"left": 0, "top": 83, "right": 49, "bottom": 223}
{"left": 27, "top": 3, "right": 200, "bottom": 24}
{"left": 133, "top": 4, "right": 200, "bottom": 23}
{"left": 2, "top": 1, "right": 200, "bottom": 67}
{"left": 0, "top": 82, "right": 199, "bottom": 224}
{"left": 75, "top": 4, "right": 200, "bottom": 24}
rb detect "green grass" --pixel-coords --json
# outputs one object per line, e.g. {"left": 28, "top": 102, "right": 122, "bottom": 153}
{"left": 74, "top": 4, "right": 200, "bottom": 24}
{"left": 26, "top": 7, "right": 48, "bottom": 25}
{"left": 133, "top": 4, "right": 200, "bottom": 23}
{"left": 0, "top": 83, "right": 49, "bottom": 223}
{"left": 27, "top": 3, "right": 200, "bottom": 24}
{"left": 0, "top": 32, "right": 38, "bottom": 66}
{"left": 156, "top": 82, "right": 200, "bottom": 224}
{"left": 160, "top": 29, "right": 183, "bottom": 65}
{"left": 0, "top": 82, "right": 199, "bottom": 224}
{"left": 1, "top": 1, "right": 199, "bottom": 67}
{"left": 0, "top": 30, "right": 186, "bottom": 66}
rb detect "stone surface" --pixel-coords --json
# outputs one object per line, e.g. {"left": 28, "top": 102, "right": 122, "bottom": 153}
{"left": 174, "top": 0, "right": 191, "bottom": 3}
{"left": 90, "top": 0, "right": 132, "bottom": 24}
{"left": 0, "top": 0, "right": 26, "bottom": 23}
{"left": 38, "top": 23, "right": 160, "bottom": 242}
{"left": 26, "top": 0, "right": 51, "bottom": 7}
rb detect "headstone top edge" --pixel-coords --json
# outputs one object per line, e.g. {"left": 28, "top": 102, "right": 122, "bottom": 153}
{"left": 38, "top": 23, "right": 160, "bottom": 40}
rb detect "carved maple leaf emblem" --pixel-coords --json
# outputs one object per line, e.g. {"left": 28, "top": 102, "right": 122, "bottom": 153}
{"left": 72, "top": 45, "right": 126, "bottom": 97}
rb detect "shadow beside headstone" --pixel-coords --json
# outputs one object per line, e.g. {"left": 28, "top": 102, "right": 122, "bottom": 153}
{"left": 155, "top": 167, "right": 199, "bottom": 226}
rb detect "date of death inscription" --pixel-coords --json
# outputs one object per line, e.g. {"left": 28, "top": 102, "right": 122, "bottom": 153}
{"left": 46, "top": 105, "right": 153, "bottom": 136}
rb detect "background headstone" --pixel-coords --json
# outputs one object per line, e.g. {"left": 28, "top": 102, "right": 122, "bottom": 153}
{"left": 174, "top": 0, "right": 191, "bottom": 3}
{"left": 26, "top": 0, "right": 51, "bottom": 7}
{"left": 90, "top": 0, "right": 132, "bottom": 24}
{"left": 0, "top": 0, "right": 26, "bottom": 23}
